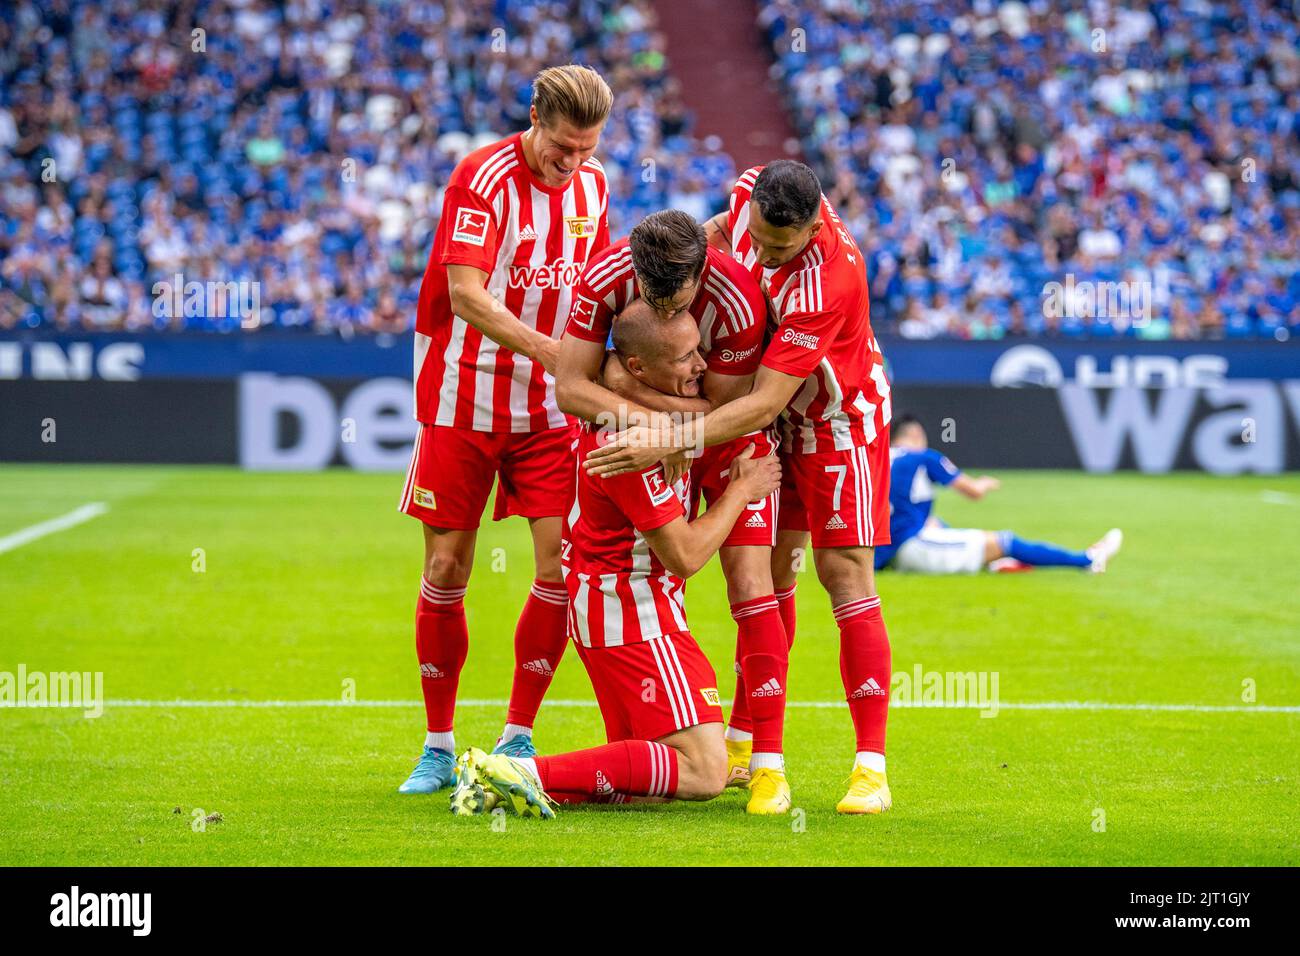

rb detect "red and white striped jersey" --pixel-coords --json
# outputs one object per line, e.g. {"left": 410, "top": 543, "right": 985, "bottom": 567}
{"left": 415, "top": 132, "right": 610, "bottom": 432}
{"left": 727, "top": 165, "right": 891, "bottom": 454}
{"left": 565, "top": 241, "right": 767, "bottom": 377}
{"left": 563, "top": 424, "right": 692, "bottom": 648}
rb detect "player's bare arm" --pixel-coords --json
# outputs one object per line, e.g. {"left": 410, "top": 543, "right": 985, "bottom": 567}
{"left": 447, "top": 263, "right": 562, "bottom": 374}
{"left": 584, "top": 364, "right": 801, "bottom": 477}
{"left": 952, "top": 474, "right": 1001, "bottom": 500}
{"left": 703, "top": 210, "right": 731, "bottom": 252}
{"left": 643, "top": 446, "right": 780, "bottom": 578}
{"left": 702, "top": 369, "right": 755, "bottom": 410}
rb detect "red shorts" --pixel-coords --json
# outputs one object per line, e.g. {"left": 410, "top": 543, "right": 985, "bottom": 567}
{"left": 399, "top": 423, "right": 575, "bottom": 530}
{"left": 691, "top": 432, "right": 779, "bottom": 548}
{"left": 575, "top": 633, "right": 724, "bottom": 743}
{"left": 777, "top": 430, "right": 891, "bottom": 548}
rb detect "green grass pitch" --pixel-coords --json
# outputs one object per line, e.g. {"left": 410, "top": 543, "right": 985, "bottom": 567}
{"left": 1, "top": 464, "right": 1298, "bottom": 866}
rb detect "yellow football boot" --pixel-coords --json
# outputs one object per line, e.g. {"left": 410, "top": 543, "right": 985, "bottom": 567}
{"left": 724, "top": 737, "right": 752, "bottom": 789}
{"left": 835, "top": 765, "right": 892, "bottom": 814}
{"left": 745, "top": 767, "right": 792, "bottom": 815}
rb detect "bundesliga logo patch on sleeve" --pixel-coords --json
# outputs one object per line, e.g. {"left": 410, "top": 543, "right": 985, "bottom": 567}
{"left": 641, "top": 470, "right": 675, "bottom": 507}
{"left": 570, "top": 294, "right": 598, "bottom": 330}
{"left": 451, "top": 208, "right": 490, "bottom": 246}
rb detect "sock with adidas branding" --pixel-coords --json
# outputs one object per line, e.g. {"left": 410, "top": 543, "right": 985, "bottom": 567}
{"left": 535, "top": 740, "right": 678, "bottom": 800}
{"left": 416, "top": 577, "right": 469, "bottom": 737}
{"left": 835, "top": 595, "right": 891, "bottom": 755}
{"left": 732, "top": 594, "right": 789, "bottom": 759}
{"left": 505, "top": 579, "right": 569, "bottom": 731}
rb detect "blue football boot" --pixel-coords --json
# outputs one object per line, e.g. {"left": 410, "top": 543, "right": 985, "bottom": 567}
{"left": 397, "top": 745, "right": 457, "bottom": 794}
{"left": 492, "top": 733, "right": 537, "bottom": 759}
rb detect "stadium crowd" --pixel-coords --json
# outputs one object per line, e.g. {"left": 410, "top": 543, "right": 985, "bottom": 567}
{"left": 759, "top": 0, "right": 1300, "bottom": 340}
{"left": 0, "top": 0, "right": 733, "bottom": 333}
{"left": 1, "top": 0, "right": 1297, "bottom": 339}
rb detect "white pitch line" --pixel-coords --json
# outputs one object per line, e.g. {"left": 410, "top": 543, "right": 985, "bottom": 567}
{"left": 0, "top": 502, "right": 109, "bottom": 556}
{"left": 49, "top": 698, "right": 1300, "bottom": 714}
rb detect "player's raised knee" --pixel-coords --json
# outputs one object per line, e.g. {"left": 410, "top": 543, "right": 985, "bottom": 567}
{"left": 676, "top": 739, "right": 728, "bottom": 800}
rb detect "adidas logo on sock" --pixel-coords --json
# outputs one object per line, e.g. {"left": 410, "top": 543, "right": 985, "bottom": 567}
{"left": 825, "top": 513, "right": 849, "bottom": 531}
{"left": 517, "top": 224, "right": 539, "bottom": 242}
{"left": 851, "top": 677, "right": 886, "bottom": 698}
{"left": 594, "top": 769, "right": 614, "bottom": 794}
{"left": 744, "top": 512, "right": 767, "bottom": 528}
{"left": 522, "top": 658, "right": 554, "bottom": 676}
{"left": 420, "top": 663, "right": 445, "bottom": 679}
{"left": 751, "top": 678, "right": 784, "bottom": 698}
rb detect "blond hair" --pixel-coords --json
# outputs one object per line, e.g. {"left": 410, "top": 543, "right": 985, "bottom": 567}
{"left": 531, "top": 65, "right": 613, "bottom": 130}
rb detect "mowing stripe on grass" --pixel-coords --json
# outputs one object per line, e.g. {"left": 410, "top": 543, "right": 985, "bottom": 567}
{"left": 0, "top": 502, "right": 109, "bottom": 555}
{"left": 57, "top": 698, "right": 1300, "bottom": 714}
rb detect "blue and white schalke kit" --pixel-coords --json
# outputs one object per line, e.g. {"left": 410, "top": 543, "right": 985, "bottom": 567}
{"left": 875, "top": 448, "right": 986, "bottom": 574}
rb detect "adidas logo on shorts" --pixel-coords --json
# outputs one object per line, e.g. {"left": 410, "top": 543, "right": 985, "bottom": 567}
{"left": 744, "top": 512, "right": 767, "bottom": 528}
{"left": 850, "top": 677, "right": 886, "bottom": 698}
{"left": 751, "top": 678, "right": 784, "bottom": 698}
{"left": 825, "top": 513, "right": 849, "bottom": 531}
{"left": 420, "top": 663, "right": 445, "bottom": 679}
{"left": 522, "top": 658, "right": 554, "bottom": 676}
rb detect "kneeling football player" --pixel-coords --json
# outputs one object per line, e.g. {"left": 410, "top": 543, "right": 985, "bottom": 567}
{"left": 556, "top": 210, "right": 790, "bottom": 813}
{"left": 451, "top": 301, "right": 781, "bottom": 817}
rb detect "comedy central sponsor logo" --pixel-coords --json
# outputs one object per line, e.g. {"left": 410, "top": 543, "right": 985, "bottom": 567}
{"left": 50, "top": 886, "right": 151, "bottom": 936}
{"left": 0, "top": 664, "right": 103, "bottom": 718}
{"left": 718, "top": 344, "right": 759, "bottom": 364}
{"left": 507, "top": 259, "right": 584, "bottom": 289}
{"left": 780, "top": 328, "right": 819, "bottom": 350}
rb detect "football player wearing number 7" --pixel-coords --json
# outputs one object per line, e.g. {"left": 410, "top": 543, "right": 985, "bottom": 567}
{"left": 585, "top": 161, "right": 897, "bottom": 814}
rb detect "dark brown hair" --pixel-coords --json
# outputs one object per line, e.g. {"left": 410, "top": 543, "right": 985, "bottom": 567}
{"left": 628, "top": 210, "right": 707, "bottom": 309}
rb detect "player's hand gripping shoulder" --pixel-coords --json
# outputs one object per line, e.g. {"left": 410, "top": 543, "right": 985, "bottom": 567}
{"left": 584, "top": 422, "right": 681, "bottom": 477}
{"left": 662, "top": 450, "right": 691, "bottom": 487}
{"left": 726, "top": 444, "right": 781, "bottom": 503}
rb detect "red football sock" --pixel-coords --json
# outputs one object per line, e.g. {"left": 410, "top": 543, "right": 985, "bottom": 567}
{"left": 505, "top": 579, "right": 569, "bottom": 728}
{"left": 547, "top": 791, "right": 594, "bottom": 805}
{"left": 416, "top": 578, "right": 469, "bottom": 733}
{"left": 732, "top": 595, "right": 789, "bottom": 754}
{"left": 835, "top": 596, "right": 891, "bottom": 754}
{"left": 535, "top": 740, "right": 678, "bottom": 799}
{"left": 728, "top": 656, "right": 752, "bottom": 734}
{"left": 776, "top": 584, "right": 798, "bottom": 648}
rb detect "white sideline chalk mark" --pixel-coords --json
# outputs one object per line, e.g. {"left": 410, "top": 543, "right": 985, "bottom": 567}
{"left": 0, "top": 503, "right": 109, "bottom": 556}
{"left": 1260, "top": 490, "right": 1294, "bottom": 505}
{"left": 74, "top": 698, "right": 1300, "bottom": 714}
